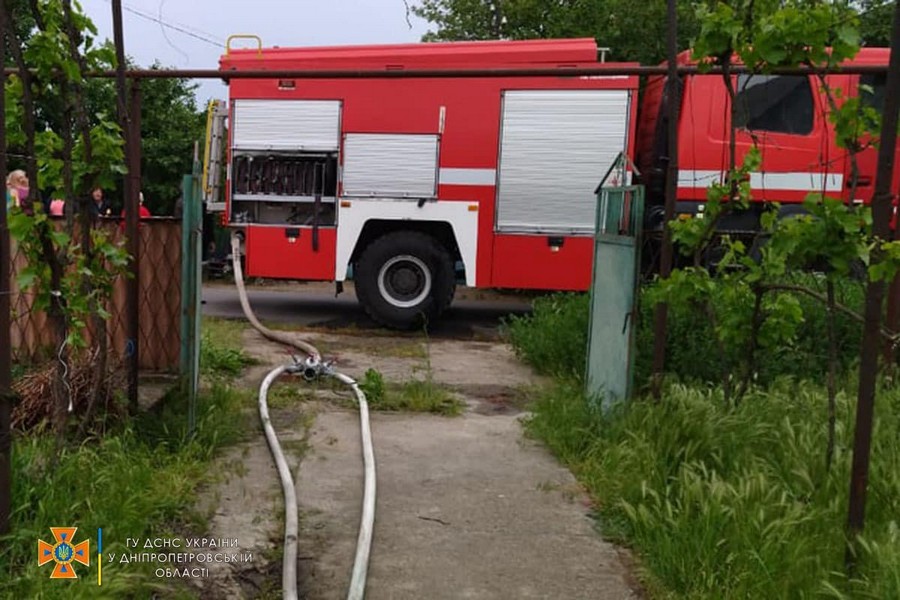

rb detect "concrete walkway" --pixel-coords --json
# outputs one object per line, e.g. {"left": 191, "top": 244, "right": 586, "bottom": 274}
{"left": 295, "top": 401, "right": 639, "bottom": 599}
{"left": 201, "top": 329, "right": 640, "bottom": 599}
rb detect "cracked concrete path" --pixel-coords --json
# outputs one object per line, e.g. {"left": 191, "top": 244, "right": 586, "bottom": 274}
{"left": 296, "top": 406, "right": 639, "bottom": 600}
{"left": 197, "top": 328, "right": 640, "bottom": 599}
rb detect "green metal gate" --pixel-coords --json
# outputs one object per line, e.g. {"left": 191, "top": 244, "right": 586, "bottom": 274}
{"left": 585, "top": 153, "right": 644, "bottom": 411}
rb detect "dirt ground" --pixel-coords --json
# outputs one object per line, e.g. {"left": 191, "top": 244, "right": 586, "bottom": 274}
{"left": 193, "top": 328, "right": 640, "bottom": 599}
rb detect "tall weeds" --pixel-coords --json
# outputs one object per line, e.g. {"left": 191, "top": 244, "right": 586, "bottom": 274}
{"left": 524, "top": 381, "right": 900, "bottom": 598}
{"left": 510, "top": 280, "right": 896, "bottom": 597}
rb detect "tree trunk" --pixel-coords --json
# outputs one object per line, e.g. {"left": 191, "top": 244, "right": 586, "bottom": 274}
{"left": 735, "top": 285, "right": 764, "bottom": 405}
{"left": 62, "top": 0, "right": 108, "bottom": 431}
{"left": 3, "top": 4, "right": 71, "bottom": 448}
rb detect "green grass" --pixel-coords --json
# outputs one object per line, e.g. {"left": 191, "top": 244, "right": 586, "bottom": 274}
{"left": 0, "top": 318, "right": 259, "bottom": 599}
{"left": 200, "top": 317, "right": 256, "bottom": 376}
{"left": 11, "top": 363, "right": 28, "bottom": 381}
{"left": 504, "top": 293, "right": 590, "bottom": 382}
{"left": 523, "top": 380, "right": 900, "bottom": 599}
{"left": 0, "top": 381, "right": 249, "bottom": 599}
{"left": 358, "top": 368, "right": 463, "bottom": 416}
{"left": 507, "top": 277, "right": 897, "bottom": 598}
{"left": 387, "top": 379, "right": 463, "bottom": 416}
{"left": 264, "top": 383, "right": 313, "bottom": 409}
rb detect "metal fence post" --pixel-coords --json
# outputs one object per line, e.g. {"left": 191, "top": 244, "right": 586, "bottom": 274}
{"left": 0, "top": 5, "right": 11, "bottom": 536}
{"left": 180, "top": 167, "right": 202, "bottom": 434}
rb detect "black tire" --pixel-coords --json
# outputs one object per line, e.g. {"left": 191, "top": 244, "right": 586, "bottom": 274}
{"left": 354, "top": 231, "right": 456, "bottom": 330}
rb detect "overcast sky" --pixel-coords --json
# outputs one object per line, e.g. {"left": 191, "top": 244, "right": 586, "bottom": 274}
{"left": 80, "top": 0, "right": 432, "bottom": 103}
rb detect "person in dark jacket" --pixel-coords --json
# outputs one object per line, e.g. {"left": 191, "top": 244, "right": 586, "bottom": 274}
{"left": 90, "top": 186, "right": 111, "bottom": 218}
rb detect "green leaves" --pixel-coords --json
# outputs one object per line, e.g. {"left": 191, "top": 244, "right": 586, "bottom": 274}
{"left": 869, "top": 241, "right": 900, "bottom": 283}
{"left": 657, "top": 0, "right": 874, "bottom": 402}
{"left": 654, "top": 131, "right": 875, "bottom": 398}
{"left": 7, "top": 211, "right": 35, "bottom": 239}
{"left": 16, "top": 266, "right": 40, "bottom": 290}
{"left": 828, "top": 87, "right": 882, "bottom": 153}
{"left": 670, "top": 148, "right": 764, "bottom": 260}
{"left": 2, "top": 1, "right": 132, "bottom": 352}
{"left": 693, "top": 0, "right": 861, "bottom": 71}
{"left": 49, "top": 230, "right": 70, "bottom": 247}
{"left": 5, "top": 75, "right": 25, "bottom": 148}
{"left": 692, "top": 2, "right": 742, "bottom": 60}
{"left": 10, "top": 209, "right": 130, "bottom": 350}
{"left": 6, "top": 0, "right": 125, "bottom": 199}
{"left": 759, "top": 293, "right": 803, "bottom": 349}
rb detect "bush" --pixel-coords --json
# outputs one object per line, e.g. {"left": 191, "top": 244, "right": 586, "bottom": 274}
{"left": 524, "top": 380, "right": 900, "bottom": 598}
{"left": 359, "top": 368, "right": 386, "bottom": 403}
{"left": 505, "top": 293, "right": 590, "bottom": 381}
{"left": 200, "top": 334, "right": 253, "bottom": 375}
{"left": 507, "top": 276, "right": 865, "bottom": 386}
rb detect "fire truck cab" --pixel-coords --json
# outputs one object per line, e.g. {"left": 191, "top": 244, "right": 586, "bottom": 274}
{"left": 637, "top": 48, "right": 896, "bottom": 233}
{"left": 219, "top": 38, "right": 638, "bottom": 328}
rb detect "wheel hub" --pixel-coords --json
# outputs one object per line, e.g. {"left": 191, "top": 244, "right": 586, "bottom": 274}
{"left": 378, "top": 255, "right": 432, "bottom": 309}
{"left": 393, "top": 265, "right": 423, "bottom": 293}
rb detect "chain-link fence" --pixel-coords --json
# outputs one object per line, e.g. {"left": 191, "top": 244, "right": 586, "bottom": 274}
{"left": 10, "top": 217, "right": 182, "bottom": 372}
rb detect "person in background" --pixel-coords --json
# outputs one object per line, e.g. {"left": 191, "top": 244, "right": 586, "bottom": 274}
{"left": 6, "top": 170, "right": 29, "bottom": 211}
{"left": 119, "top": 192, "right": 152, "bottom": 230}
{"left": 90, "top": 186, "right": 111, "bottom": 218}
{"left": 137, "top": 192, "right": 151, "bottom": 219}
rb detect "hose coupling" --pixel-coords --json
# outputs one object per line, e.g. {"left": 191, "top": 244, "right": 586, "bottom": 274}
{"left": 294, "top": 356, "right": 334, "bottom": 382}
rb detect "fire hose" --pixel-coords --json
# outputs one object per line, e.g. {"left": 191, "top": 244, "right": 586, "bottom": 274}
{"left": 230, "top": 232, "right": 376, "bottom": 600}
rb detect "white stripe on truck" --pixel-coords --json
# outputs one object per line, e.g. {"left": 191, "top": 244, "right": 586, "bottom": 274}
{"left": 439, "top": 168, "right": 497, "bottom": 186}
{"left": 678, "top": 170, "right": 843, "bottom": 193}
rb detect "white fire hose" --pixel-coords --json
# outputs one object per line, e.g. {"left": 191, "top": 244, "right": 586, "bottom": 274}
{"left": 230, "top": 232, "right": 376, "bottom": 600}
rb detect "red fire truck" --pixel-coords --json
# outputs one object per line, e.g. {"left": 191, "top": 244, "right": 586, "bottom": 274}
{"left": 215, "top": 38, "right": 890, "bottom": 329}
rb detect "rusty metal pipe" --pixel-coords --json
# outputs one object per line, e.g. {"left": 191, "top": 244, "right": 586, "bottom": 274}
{"left": 0, "top": 64, "right": 892, "bottom": 80}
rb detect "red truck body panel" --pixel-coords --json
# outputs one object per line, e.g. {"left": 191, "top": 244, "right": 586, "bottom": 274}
{"left": 222, "top": 39, "right": 639, "bottom": 290}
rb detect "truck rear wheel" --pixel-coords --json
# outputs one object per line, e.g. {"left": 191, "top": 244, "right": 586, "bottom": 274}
{"left": 355, "top": 231, "right": 455, "bottom": 330}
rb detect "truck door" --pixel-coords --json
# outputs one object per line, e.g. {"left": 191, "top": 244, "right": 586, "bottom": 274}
{"left": 728, "top": 73, "right": 838, "bottom": 206}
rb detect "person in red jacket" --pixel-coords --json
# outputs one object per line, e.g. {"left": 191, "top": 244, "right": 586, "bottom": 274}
{"left": 120, "top": 192, "right": 152, "bottom": 231}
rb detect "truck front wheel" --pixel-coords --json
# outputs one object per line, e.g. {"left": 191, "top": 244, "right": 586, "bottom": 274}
{"left": 354, "top": 231, "right": 455, "bottom": 329}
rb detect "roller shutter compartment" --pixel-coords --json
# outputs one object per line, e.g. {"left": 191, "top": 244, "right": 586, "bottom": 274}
{"left": 496, "top": 90, "right": 631, "bottom": 233}
{"left": 232, "top": 99, "right": 341, "bottom": 151}
{"left": 342, "top": 134, "right": 439, "bottom": 198}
